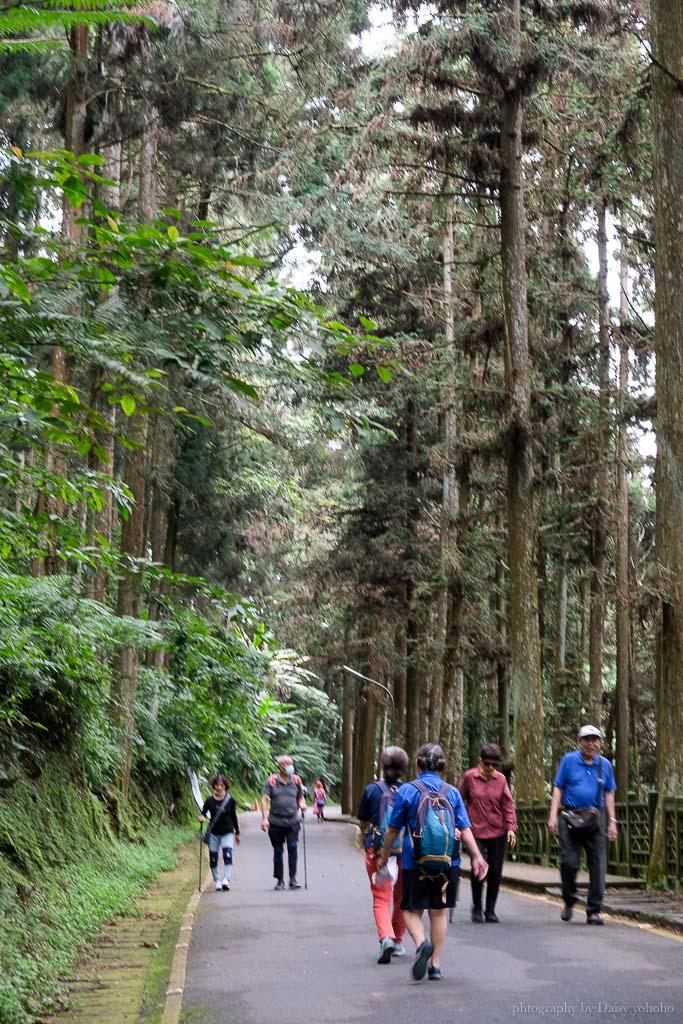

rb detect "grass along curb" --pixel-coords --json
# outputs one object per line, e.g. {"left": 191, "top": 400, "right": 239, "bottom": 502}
{"left": 43, "top": 834, "right": 199, "bottom": 1024}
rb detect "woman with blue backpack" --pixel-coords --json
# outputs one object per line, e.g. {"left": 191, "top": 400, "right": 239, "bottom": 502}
{"left": 375, "top": 742, "right": 488, "bottom": 982}
{"left": 357, "top": 746, "right": 410, "bottom": 965}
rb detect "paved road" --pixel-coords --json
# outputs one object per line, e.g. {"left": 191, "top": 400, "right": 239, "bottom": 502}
{"left": 182, "top": 810, "right": 683, "bottom": 1024}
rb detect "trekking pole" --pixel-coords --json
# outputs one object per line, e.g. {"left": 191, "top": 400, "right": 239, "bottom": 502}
{"left": 301, "top": 809, "right": 308, "bottom": 890}
{"left": 198, "top": 824, "right": 203, "bottom": 892}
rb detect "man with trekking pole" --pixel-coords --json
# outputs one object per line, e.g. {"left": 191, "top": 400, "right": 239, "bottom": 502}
{"left": 261, "top": 755, "right": 307, "bottom": 891}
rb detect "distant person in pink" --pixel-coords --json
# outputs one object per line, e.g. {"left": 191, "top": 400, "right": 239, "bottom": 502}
{"left": 313, "top": 779, "right": 327, "bottom": 822}
{"left": 458, "top": 743, "right": 517, "bottom": 923}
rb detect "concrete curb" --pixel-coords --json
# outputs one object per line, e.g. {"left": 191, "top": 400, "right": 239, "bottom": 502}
{"left": 161, "top": 869, "right": 212, "bottom": 1024}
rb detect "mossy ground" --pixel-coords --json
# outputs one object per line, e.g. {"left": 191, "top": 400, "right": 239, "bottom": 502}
{"left": 0, "top": 758, "right": 194, "bottom": 1024}
{"left": 0, "top": 758, "right": 258, "bottom": 1024}
{"left": 43, "top": 836, "right": 199, "bottom": 1024}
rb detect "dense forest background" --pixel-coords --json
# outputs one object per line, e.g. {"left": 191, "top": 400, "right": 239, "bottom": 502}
{"left": 0, "top": 0, "right": 682, "bottom": 1017}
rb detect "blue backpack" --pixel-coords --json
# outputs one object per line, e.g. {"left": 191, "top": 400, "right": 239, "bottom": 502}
{"left": 372, "top": 780, "right": 403, "bottom": 855}
{"left": 409, "top": 780, "right": 456, "bottom": 878}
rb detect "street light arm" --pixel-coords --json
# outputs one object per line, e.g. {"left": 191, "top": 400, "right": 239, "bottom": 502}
{"left": 342, "top": 665, "right": 394, "bottom": 707}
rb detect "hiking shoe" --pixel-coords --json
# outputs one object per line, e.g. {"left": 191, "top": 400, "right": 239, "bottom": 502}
{"left": 222, "top": 879, "right": 230, "bottom": 891}
{"left": 471, "top": 908, "right": 484, "bottom": 923}
{"left": 214, "top": 880, "right": 222, "bottom": 891}
{"left": 392, "top": 943, "right": 406, "bottom": 957}
{"left": 274, "top": 879, "right": 286, "bottom": 891}
{"left": 411, "top": 941, "right": 434, "bottom": 982}
{"left": 560, "top": 905, "right": 573, "bottom": 922}
{"left": 289, "top": 878, "right": 302, "bottom": 890}
{"left": 586, "top": 913, "right": 604, "bottom": 926}
{"left": 428, "top": 966, "right": 443, "bottom": 981}
{"left": 485, "top": 911, "right": 499, "bottom": 923}
{"left": 377, "top": 937, "right": 395, "bottom": 964}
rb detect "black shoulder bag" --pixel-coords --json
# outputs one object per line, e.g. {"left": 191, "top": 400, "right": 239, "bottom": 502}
{"left": 201, "top": 794, "right": 231, "bottom": 845}
{"left": 562, "top": 757, "right": 603, "bottom": 839}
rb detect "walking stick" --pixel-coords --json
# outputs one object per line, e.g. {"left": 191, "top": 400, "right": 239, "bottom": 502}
{"left": 198, "top": 824, "right": 203, "bottom": 892}
{"left": 301, "top": 809, "right": 308, "bottom": 890}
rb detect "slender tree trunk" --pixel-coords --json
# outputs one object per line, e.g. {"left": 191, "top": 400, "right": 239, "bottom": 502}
{"left": 648, "top": 0, "right": 683, "bottom": 883}
{"left": 41, "top": 31, "right": 89, "bottom": 575}
{"left": 110, "top": 411, "right": 148, "bottom": 794}
{"left": 551, "top": 200, "right": 575, "bottom": 767}
{"left": 496, "top": 551, "right": 510, "bottom": 760}
{"left": 440, "top": 454, "right": 469, "bottom": 779}
{"left": 417, "top": 608, "right": 433, "bottom": 743}
{"left": 499, "top": 0, "right": 544, "bottom": 802}
{"left": 588, "top": 198, "right": 611, "bottom": 725}
{"left": 552, "top": 555, "right": 569, "bottom": 773}
{"left": 404, "top": 398, "right": 420, "bottom": 756}
{"left": 614, "top": 241, "right": 631, "bottom": 795}
{"left": 353, "top": 677, "right": 378, "bottom": 809}
{"left": 342, "top": 660, "right": 355, "bottom": 814}
{"left": 110, "top": 91, "right": 158, "bottom": 794}
{"left": 62, "top": 26, "right": 89, "bottom": 245}
{"left": 393, "top": 624, "right": 407, "bottom": 749}
{"left": 138, "top": 94, "right": 159, "bottom": 225}
{"left": 432, "top": 198, "right": 458, "bottom": 743}
{"left": 88, "top": 86, "right": 121, "bottom": 601}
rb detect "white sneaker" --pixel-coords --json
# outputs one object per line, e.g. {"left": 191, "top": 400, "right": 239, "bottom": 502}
{"left": 222, "top": 879, "right": 230, "bottom": 891}
{"left": 214, "top": 879, "right": 222, "bottom": 891}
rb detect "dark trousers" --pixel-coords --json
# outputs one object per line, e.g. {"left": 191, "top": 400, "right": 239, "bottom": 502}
{"left": 558, "top": 816, "right": 605, "bottom": 915}
{"left": 470, "top": 833, "right": 508, "bottom": 913}
{"left": 268, "top": 822, "right": 300, "bottom": 882}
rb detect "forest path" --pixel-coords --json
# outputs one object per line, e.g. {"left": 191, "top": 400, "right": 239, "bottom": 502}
{"left": 180, "top": 811, "right": 683, "bottom": 1024}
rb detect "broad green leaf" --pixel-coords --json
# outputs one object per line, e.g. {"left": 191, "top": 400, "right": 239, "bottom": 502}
{"left": 348, "top": 364, "right": 365, "bottom": 377}
{"left": 376, "top": 366, "right": 393, "bottom": 383}
{"left": 120, "top": 395, "right": 136, "bottom": 416}
{"left": 323, "top": 320, "right": 352, "bottom": 334}
{"left": 225, "top": 376, "right": 259, "bottom": 399}
{"left": 76, "top": 154, "right": 105, "bottom": 166}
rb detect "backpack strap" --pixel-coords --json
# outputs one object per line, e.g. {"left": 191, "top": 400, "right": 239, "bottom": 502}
{"left": 204, "top": 794, "right": 231, "bottom": 840}
{"left": 267, "top": 772, "right": 303, "bottom": 787}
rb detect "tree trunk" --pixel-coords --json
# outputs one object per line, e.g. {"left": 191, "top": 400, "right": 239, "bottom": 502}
{"left": 499, "top": 0, "right": 544, "bottom": 803}
{"left": 440, "top": 452, "right": 469, "bottom": 780}
{"left": 648, "top": 0, "right": 683, "bottom": 884}
{"left": 495, "top": 549, "right": 510, "bottom": 760}
{"left": 393, "top": 623, "right": 407, "bottom": 748}
{"left": 432, "top": 197, "right": 458, "bottom": 743}
{"left": 342, "top": 665, "right": 355, "bottom": 814}
{"left": 110, "top": 411, "right": 148, "bottom": 795}
{"left": 62, "top": 26, "right": 89, "bottom": 245}
{"left": 588, "top": 198, "right": 611, "bottom": 725}
{"left": 614, "top": 240, "right": 631, "bottom": 796}
{"left": 110, "top": 92, "right": 159, "bottom": 794}
{"left": 552, "top": 555, "right": 569, "bottom": 773}
{"left": 404, "top": 398, "right": 420, "bottom": 756}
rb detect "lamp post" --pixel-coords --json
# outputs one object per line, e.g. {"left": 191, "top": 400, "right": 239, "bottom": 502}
{"left": 342, "top": 665, "right": 394, "bottom": 811}
{"left": 342, "top": 665, "right": 394, "bottom": 710}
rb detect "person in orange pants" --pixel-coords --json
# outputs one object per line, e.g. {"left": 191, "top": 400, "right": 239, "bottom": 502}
{"left": 357, "top": 746, "right": 409, "bottom": 964}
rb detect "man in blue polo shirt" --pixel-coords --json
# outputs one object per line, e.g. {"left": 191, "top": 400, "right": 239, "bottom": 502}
{"left": 548, "top": 725, "right": 618, "bottom": 925}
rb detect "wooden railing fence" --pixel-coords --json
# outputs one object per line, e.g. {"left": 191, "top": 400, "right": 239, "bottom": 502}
{"left": 514, "top": 794, "right": 683, "bottom": 887}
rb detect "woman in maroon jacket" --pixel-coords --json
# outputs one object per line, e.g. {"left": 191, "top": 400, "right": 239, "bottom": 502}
{"left": 458, "top": 744, "right": 517, "bottom": 923}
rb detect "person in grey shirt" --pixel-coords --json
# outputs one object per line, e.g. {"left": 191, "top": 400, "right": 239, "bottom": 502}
{"left": 261, "top": 755, "right": 307, "bottom": 890}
